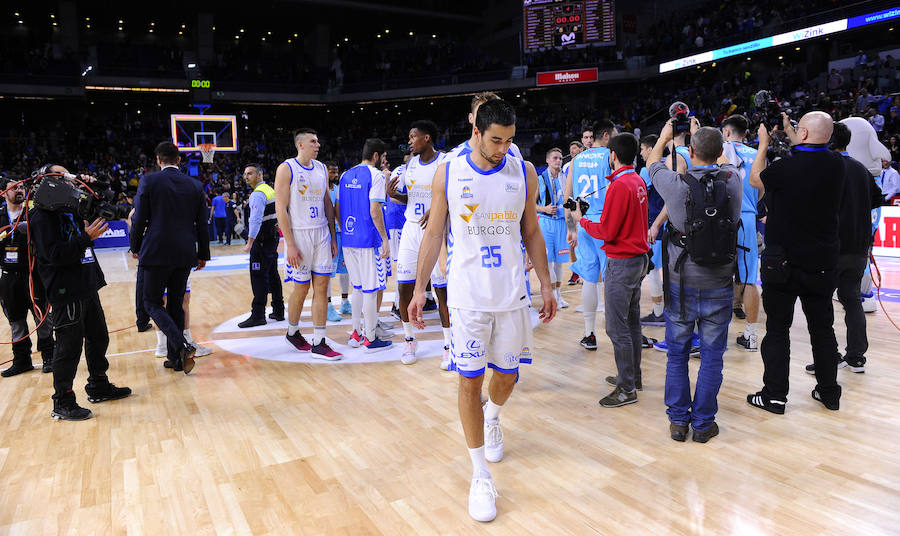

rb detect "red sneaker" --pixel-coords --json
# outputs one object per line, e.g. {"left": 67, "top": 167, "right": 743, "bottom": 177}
{"left": 286, "top": 332, "right": 312, "bottom": 352}
{"left": 311, "top": 341, "right": 342, "bottom": 361}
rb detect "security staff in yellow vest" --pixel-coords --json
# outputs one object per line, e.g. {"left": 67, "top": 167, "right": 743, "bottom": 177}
{"left": 239, "top": 164, "right": 285, "bottom": 327}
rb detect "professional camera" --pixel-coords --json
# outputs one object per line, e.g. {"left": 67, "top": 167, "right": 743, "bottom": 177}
{"left": 563, "top": 196, "right": 591, "bottom": 214}
{"left": 753, "top": 90, "right": 796, "bottom": 160}
{"left": 32, "top": 173, "right": 129, "bottom": 221}
{"left": 669, "top": 101, "right": 692, "bottom": 135}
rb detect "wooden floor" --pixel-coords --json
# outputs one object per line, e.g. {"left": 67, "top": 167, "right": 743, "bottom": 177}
{"left": 1, "top": 244, "right": 899, "bottom": 535}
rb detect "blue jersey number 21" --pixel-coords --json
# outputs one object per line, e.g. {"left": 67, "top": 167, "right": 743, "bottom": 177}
{"left": 480, "top": 246, "right": 502, "bottom": 268}
{"left": 414, "top": 202, "right": 425, "bottom": 215}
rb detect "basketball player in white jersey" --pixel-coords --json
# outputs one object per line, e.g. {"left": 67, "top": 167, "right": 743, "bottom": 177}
{"left": 410, "top": 99, "right": 557, "bottom": 522}
{"left": 387, "top": 120, "right": 452, "bottom": 367}
{"left": 274, "top": 128, "right": 341, "bottom": 360}
{"left": 446, "top": 91, "right": 524, "bottom": 160}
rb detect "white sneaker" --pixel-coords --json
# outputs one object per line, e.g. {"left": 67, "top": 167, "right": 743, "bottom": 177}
{"left": 401, "top": 339, "right": 417, "bottom": 365}
{"left": 154, "top": 344, "right": 167, "bottom": 358}
{"left": 440, "top": 346, "right": 452, "bottom": 370}
{"left": 557, "top": 296, "right": 570, "bottom": 309}
{"left": 468, "top": 476, "right": 498, "bottom": 522}
{"left": 484, "top": 418, "right": 504, "bottom": 463}
{"left": 378, "top": 319, "right": 395, "bottom": 330}
{"left": 193, "top": 343, "right": 213, "bottom": 357}
{"left": 597, "top": 302, "right": 605, "bottom": 312}
{"left": 374, "top": 323, "right": 394, "bottom": 340}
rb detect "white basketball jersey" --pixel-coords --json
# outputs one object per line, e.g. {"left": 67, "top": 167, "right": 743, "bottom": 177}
{"left": 284, "top": 158, "right": 328, "bottom": 229}
{"left": 401, "top": 152, "right": 445, "bottom": 221}
{"left": 445, "top": 155, "right": 528, "bottom": 312}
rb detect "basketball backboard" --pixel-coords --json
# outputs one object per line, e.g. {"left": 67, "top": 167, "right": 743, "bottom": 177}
{"left": 170, "top": 114, "right": 238, "bottom": 152}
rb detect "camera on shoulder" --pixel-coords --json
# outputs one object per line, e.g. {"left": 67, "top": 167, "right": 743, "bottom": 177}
{"left": 32, "top": 166, "right": 130, "bottom": 221}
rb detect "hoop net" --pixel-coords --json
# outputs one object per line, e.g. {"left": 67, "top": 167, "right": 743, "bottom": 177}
{"left": 199, "top": 143, "right": 216, "bottom": 163}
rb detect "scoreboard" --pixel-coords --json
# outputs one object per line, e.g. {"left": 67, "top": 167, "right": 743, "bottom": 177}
{"left": 524, "top": 0, "right": 615, "bottom": 51}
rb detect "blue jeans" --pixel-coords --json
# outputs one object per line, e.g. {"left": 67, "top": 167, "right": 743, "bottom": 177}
{"left": 664, "top": 283, "right": 733, "bottom": 431}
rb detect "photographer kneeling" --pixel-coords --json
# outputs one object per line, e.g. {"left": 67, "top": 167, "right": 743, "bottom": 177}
{"left": 30, "top": 165, "right": 131, "bottom": 421}
{"left": 746, "top": 112, "right": 845, "bottom": 413}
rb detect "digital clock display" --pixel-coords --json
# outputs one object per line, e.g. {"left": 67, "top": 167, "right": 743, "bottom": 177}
{"left": 523, "top": 0, "right": 615, "bottom": 51}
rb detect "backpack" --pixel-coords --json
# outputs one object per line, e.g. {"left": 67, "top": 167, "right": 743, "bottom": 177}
{"left": 662, "top": 170, "right": 739, "bottom": 315}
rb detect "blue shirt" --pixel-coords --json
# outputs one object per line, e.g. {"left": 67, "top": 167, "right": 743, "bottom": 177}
{"left": 537, "top": 169, "right": 565, "bottom": 220}
{"left": 329, "top": 183, "right": 341, "bottom": 232}
{"left": 675, "top": 145, "right": 692, "bottom": 170}
{"left": 247, "top": 190, "right": 266, "bottom": 239}
{"left": 729, "top": 141, "right": 760, "bottom": 215}
{"left": 338, "top": 164, "right": 386, "bottom": 248}
{"left": 383, "top": 199, "right": 406, "bottom": 231}
{"left": 569, "top": 146, "right": 611, "bottom": 221}
{"left": 640, "top": 167, "right": 665, "bottom": 228}
{"left": 211, "top": 195, "right": 226, "bottom": 218}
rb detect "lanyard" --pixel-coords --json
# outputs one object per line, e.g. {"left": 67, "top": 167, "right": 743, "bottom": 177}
{"left": 793, "top": 145, "right": 828, "bottom": 152}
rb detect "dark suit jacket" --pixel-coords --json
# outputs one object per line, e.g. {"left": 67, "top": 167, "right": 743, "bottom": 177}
{"left": 131, "top": 166, "right": 210, "bottom": 267}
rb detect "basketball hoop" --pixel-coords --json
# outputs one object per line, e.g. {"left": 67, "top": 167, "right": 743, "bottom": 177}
{"left": 199, "top": 143, "right": 216, "bottom": 163}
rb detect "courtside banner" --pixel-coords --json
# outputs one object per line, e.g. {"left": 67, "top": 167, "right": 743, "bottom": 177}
{"left": 873, "top": 206, "right": 900, "bottom": 258}
{"left": 94, "top": 220, "right": 130, "bottom": 249}
{"left": 536, "top": 68, "right": 599, "bottom": 86}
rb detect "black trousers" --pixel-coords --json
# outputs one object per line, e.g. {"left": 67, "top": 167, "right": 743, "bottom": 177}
{"left": 214, "top": 217, "right": 227, "bottom": 242}
{"left": 135, "top": 265, "right": 151, "bottom": 329}
{"left": 760, "top": 268, "right": 841, "bottom": 402}
{"left": 836, "top": 254, "right": 868, "bottom": 361}
{"left": 249, "top": 231, "right": 284, "bottom": 318}
{"left": 142, "top": 265, "right": 191, "bottom": 360}
{"left": 0, "top": 272, "right": 54, "bottom": 366}
{"left": 225, "top": 218, "right": 236, "bottom": 245}
{"left": 50, "top": 293, "right": 110, "bottom": 400}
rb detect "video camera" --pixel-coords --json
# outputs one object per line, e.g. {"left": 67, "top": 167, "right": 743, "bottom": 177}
{"left": 752, "top": 90, "right": 796, "bottom": 160}
{"left": 669, "top": 102, "right": 692, "bottom": 136}
{"left": 563, "top": 196, "right": 591, "bottom": 214}
{"left": 32, "top": 169, "right": 129, "bottom": 221}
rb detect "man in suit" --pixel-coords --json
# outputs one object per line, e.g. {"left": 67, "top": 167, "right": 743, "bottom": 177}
{"left": 131, "top": 142, "right": 210, "bottom": 374}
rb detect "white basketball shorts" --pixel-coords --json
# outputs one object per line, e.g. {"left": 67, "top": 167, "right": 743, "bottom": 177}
{"left": 284, "top": 226, "right": 334, "bottom": 284}
{"left": 343, "top": 246, "right": 387, "bottom": 293}
{"left": 449, "top": 306, "right": 533, "bottom": 377}
{"left": 396, "top": 220, "right": 447, "bottom": 287}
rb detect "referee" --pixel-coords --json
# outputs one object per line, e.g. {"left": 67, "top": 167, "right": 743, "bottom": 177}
{"left": 239, "top": 163, "right": 284, "bottom": 327}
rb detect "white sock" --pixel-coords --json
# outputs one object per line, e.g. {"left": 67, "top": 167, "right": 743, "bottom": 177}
{"left": 653, "top": 300, "right": 664, "bottom": 316}
{"left": 484, "top": 398, "right": 502, "bottom": 421}
{"left": 156, "top": 330, "right": 167, "bottom": 347}
{"left": 582, "top": 282, "right": 598, "bottom": 335}
{"left": 426, "top": 289, "right": 434, "bottom": 300}
{"left": 287, "top": 323, "right": 299, "bottom": 336}
{"left": 351, "top": 291, "right": 362, "bottom": 333}
{"left": 468, "top": 446, "right": 490, "bottom": 478}
{"left": 442, "top": 327, "right": 451, "bottom": 347}
{"left": 745, "top": 322, "right": 757, "bottom": 336}
{"left": 183, "top": 329, "right": 193, "bottom": 344}
{"left": 554, "top": 288, "right": 561, "bottom": 302}
{"left": 339, "top": 273, "right": 350, "bottom": 295}
{"left": 363, "top": 292, "right": 377, "bottom": 339}
{"left": 313, "top": 325, "right": 326, "bottom": 345}
{"left": 597, "top": 282, "right": 604, "bottom": 310}
{"left": 403, "top": 321, "right": 414, "bottom": 340}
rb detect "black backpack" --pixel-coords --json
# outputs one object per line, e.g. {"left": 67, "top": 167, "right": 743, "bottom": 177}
{"left": 663, "top": 170, "right": 739, "bottom": 314}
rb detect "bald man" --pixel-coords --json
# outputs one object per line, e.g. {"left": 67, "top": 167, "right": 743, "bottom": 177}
{"left": 746, "top": 112, "right": 846, "bottom": 414}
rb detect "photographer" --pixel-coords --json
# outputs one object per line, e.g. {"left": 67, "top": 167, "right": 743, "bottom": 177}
{"left": 746, "top": 112, "right": 845, "bottom": 414}
{"left": 0, "top": 177, "right": 54, "bottom": 377}
{"left": 29, "top": 165, "right": 131, "bottom": 421}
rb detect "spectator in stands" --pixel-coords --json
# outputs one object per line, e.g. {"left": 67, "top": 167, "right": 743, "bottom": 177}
{"left": 882, "top": 159, "right": 900, "bottom": 202}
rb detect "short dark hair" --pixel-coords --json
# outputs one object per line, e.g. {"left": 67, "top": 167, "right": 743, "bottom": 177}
{"left": 293, "top": 128, "right": 317, "bottom": 145}
{"left": 410, "top": 120, "right": 439, "bottom": 145}
{"left": 830, "top": 121, "right": 852, "bottom": 150}
{"left": 470, "top": 91, "right": 500, "bottom": 113}
{"left": 156, "top": 141, "right": 181, "bottom": 165}
{"left": 245, "top": 163, "right": 262, "bottom": 173}
{"left": 362, "top": 138, "right": 387, "bottom": 161}
{"left": 546, "top": 147, "right": 563, "bottom": 159}
{"left": 691, "top": 127, "right": 724, "bottom": 162}
{"left": 721, "top": 114, "right": 749, "bottom": 136}
{"left": 569, "top": 140, "right": 585, "bottom": 149}
{"left": 324, "top": 160, "right": 339, "bottom": 169}
{"left": 475, "top": 99, "right": 516, "bottom": 134}
{"left": 608, "top": 133, "right": 639, "bottom": 166}
{"left": 582, "top": 128, "right": 594, "bottom": 136}
{"left": 639, "top": 134, "right": 658, "bottom": 147}
{"left": 593, "top": 119, "right": 616, "bottom": 140}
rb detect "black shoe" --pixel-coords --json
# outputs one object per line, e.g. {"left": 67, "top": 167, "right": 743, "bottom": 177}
{"left": 840, "top": 355, "right": 865, "bottom": 373}
{"left": 51, "top": 398, "right": 92, "bottom": 421}
{"left": 86, "top": 381, "right": 132, "bottom": 403}
{"left": 805, "top": 363, "right": 817, "bottom": 375}
{"left": 1, "top": 362, "right": 34, "bottom": 377}
{"left": 812, "top": 389, "right": 840, "bottom": 410}
{"left": 164, "top": 359, "right": 183, "bottom": 371}
{"left": 670, "top": 423, "right": 688, "bottom": 442}
{"left": 746, "top": 391, "right": 786, "bottom": 414}
{"left": 692, "top": 422, "right": 720, "bottom": 443}
{"left": 599, "top": 386, "right": 638, "bottom": 408}
{"left": 391, "top": 305, "right": 402, "bottom": 321}
{"left": 580, "top": 332, "right": 597, "bottom": 351}
{"left": 605, "top": 375, "right": 642, "bottom": 391}
{"left": 733, "top": 306, "right": 746, "bottom": 319}
{"left": 181, "top": 344, "right": 196, "bottom": 374}
{"left": 42, "top": 360, "right": 53, "bottom": 374}
{"left": 423, "top": 298, "right": 437, "bottom": 311}
{"left": 238, "top": 316, "right": 267, "bottom": 328}
{"left": 640, "top": 312, "right": 665, "bottom": 326}
{"left": 567, "top": 273, "right": 580, "bottom": 286}
{"left": 137, "top": 322, "right": 154, "bottom": 333}
{"left": 641, "top": 335, "right": 657, "bottom": 349}
{"left": 268, "top": 310, "right": 285, "bottom": 321}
